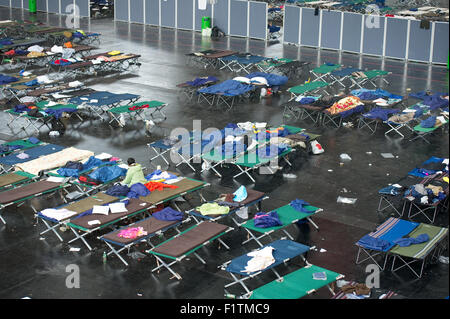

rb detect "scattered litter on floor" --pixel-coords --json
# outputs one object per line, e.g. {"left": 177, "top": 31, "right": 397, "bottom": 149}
{"left": 320, "top": 248, "right": 327, "bottom": 253}
{"left": 39, "top": 237, "right": 45, "bottom": 241}
{"left": 369, "top": 163, "right": 373, "bottom": 166}
{"left": 337, "top": 196, "right": 357, "bottom": 204}
{"left": 69, "top": 247, "right": 81, "bottom": 252}
{"left": 342, "top": 122, "right": 354, "bottom": 128}
{"left": 137, "top": 293, "right": 143, "bottom": 297}
{"left": 340, "top": 153, "right": 352, "bottom": 161}
{"left": 283, "top": 173, "right": 297, "bottom": 179}
{"left": 341, "top": 188, "right": 348, "bottom": 193}
{"left": 381, "top": 153, "right": 395, "bottom": 159}
{"left": 49, "top": 131, "right": 60, "bottom": 137}
{"left": 366, "top": 151, "right": 372, "bottom": 155}
{"left": 128, "top": 251, "right": 146, "bottom": 260}
{"left": 328, "top": 169, "right": 333, "bottom": 172}
{"left": 439, "top": 256, "right": 449, "bottom": 264}
{"left": 21, "top": 297, "right": 32, "bottom": 299}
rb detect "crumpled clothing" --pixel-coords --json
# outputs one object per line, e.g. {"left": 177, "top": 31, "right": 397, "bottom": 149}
{"left": 196, "top": 203, "right": 230, "bottom": 216}
{"left": 357, "top": 235, "right": 391, "bottom": 251}
{"left": 27, "top": 45, "right": 44, "bottom": 53}
{"left": 51, "top": 45, "right": 63, "bottom": 53}
{"left": 144, "top": 181, "right": 178, "bottom": 192}
{"left": 153, "top": 207, "right": 183, "bottom": 221}
{"left": 362, "top": 107, "right": 401, "bottom": 121}
{"left": 388, "top": 112, "right": 415, "bottom": 124}
{"left": 118, "top": 227, "right": 147, "bottom": 239}
{"left": 145, "top": 170, "right": 178, "bottom": 182}
{"left": 393, "top": 234, "right": 429, "bottom": 247}
{"left": 16, "top": 152, "right": 30, "bottom": 160}
{"left": 257, "top": 144, "right": 288, "bottom": 159}
{"left": 61, "top": 48, "right": 76, "bottom": 59}
{"left": 290, "top": 199, "right": 316, "bottom": 214}
{"left": 53, "top": 59, "right": 71, "bottom": 66}
{"left": 88, "top": 165, "right": 127, "bottom": 183}
{"left": 426, "top": 184, "right": 443, "bottom": 196}
{"left": 0, "top": 74, "right": 19, "bottom": 85}
{"left": 341, "top": 283, "right": 371, "bottom": 296}
{"left": 127, "top": 183, "right": 150, "bottom": 199}
{"left": 254, "top": 211, "right": 283, "bottom": 228}
{"left": 420, "top": 116, "right": 441, "bottom": 128}
{"left": 106, "top": 184, "right": 130, "bottom": 197}
{"left": 243, "top": 246, "right": 275, "bottom": 273}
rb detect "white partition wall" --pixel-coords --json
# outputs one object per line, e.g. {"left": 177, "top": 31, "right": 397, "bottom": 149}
{"left": 282, "top": 5, "right": 449, "bottom": 65}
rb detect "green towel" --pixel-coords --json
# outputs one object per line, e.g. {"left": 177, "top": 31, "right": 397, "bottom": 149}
{"left": 196, "top": 202, "right": 230, "bottom": 216}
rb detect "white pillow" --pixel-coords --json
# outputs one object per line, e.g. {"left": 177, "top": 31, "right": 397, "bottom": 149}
{"left": 250, "top": 76, "right": 268, "bottom": 86}
{"left": 233, "top": 77, "right": 251, "bottom": 84}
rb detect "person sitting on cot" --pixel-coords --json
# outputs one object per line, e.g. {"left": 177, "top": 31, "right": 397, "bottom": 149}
{"left": 121, "top": 158, "right": 147, "bottom": 187}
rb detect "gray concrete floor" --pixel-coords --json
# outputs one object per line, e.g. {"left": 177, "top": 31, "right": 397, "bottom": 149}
{"left": 0, "top": 8, "right": 448, "bottom": 300}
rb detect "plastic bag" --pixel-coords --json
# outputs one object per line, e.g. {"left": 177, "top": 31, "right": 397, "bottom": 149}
{"left": 311, "top": 140, "right": 324, "bottom": 155}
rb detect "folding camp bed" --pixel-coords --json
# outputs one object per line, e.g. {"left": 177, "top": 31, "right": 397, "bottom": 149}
{"left": 240, "top": 201, "right": 322, "bottom": 247}
{"left": 107, "top": 101, "right": 168, "bottom": 127}
{"left": 248, "top": 264, "right": 344, "bottom": 299}
{"left": 389, "top": 223, "right": 448, "bottom": 278}
{"left": 268, "top": 7, "right": 284, "bottom": 23}
{"left": 0, "top": 73, "right": 38, "bottom": 102}
{"left": 384, "top": 104, "right": 431, "bottom": 139}
{"left": 355, "top": 217, "right": 420, "bottom": 271}
{"left": 0, "top": 143, "right": 65, "bottom": 174}
{"left": 220, "top": 239, "right": 314, "bottom": 297}
{"left": 201, "top": 124, "right": 302, "bottom": 179}
{"left": 99, "top": 213, "right": 192, "bottom": 266}
{"left": 25, "top": 82, "right": 89, "bottom": 100}
{"left": 139, "top": 177, "right": 209, "bottom": 211}
{"left": 310, "top": 63, "right": 342, "bottom": 82}
{"left": 187, "top": 189, "right": 268, "bottom": 226}
{"left": 148, "top": 135, "right": 192, "bottom": 168}
{"left": 403, "top": 173, "right": 449, "bottom": 224}
{"left": 409, "top": 115, "right": 449, "bottom": 144}
{"left": 37, "top": 192, "right": 119, "bottom": 242}
{"left": 288, "top": 81, "right": 330, "bottom": 101}
{"left": 218, "top": 54, "right": 269, "bottom": 74}
{"left": 0, "top": 138, "right": 43, "bottom": 157}
{"left": 66, "top": 198, "right": 155, "bottom": 250}
{"left": 0, "top": 37, "right": 46, "bottom": 53}
{"left": 146, "top": 221, "right": 233, "bottom": 280}
{"left": 7, "top": 44, "right": 97, "bottom": 71}
{"left": 176, "top": 76, "right": 219, "bottom": 101}
{"left": 232, "top": 146, "right": 294, "bottom": 183}
{"left": 83, "top": 53, "right": 141, "bottom": 74}
{"left": 13, "top": 147, "right": 95, "bottom": 178}
{"left": 358, "top": 108, "right": 403, "bottom": 134}
{"left": 376, "top": 174, "right": 423, "bottom": 217}
{"left": 408, "top": 91, "right": 449, "bottom": 111}
{"left": 45, "top": 30, "right": 101, "bottom": 46}
{"left": 328, "top": 67, "right": 362, "bottom": 88}
{"left": 185, "top": 49, "right": 237, "bottom": 69}
{"left": 0, "top": 171, "right": 38, "bottom": 192}
{"left": 350, "top": 70, "right": 391, "bottom": 88}
{"left": 197, "top": 79, "right": 257, "bottom": 111}
{"left": 0, "top": 178, "right": 71, "bottom": 225}
{"left": 5, "top": 101, "right": 84, "bottom": 134}
{"left": 68, "top": 91, "right": 141, "bottom": 119}
{"left": 321, "top": 98, "right": 366, "bottom": 128}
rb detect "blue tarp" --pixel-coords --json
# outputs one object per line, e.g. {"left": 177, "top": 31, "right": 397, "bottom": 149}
{"left": 88, "top": 165, "right": 127, "bottom": 183}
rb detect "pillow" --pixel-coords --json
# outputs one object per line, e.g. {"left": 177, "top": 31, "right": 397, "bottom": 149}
{"left": 233, "top": 77, "right": 251, "bottom": 84}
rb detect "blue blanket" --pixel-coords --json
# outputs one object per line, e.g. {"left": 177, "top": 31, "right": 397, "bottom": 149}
{"left": 245, "top": 72, "right": 288, "bottom": 87}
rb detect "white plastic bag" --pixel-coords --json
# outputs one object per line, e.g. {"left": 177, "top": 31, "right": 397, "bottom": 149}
{"left": 311, "top": 140, "right": 324, "bottom": 154}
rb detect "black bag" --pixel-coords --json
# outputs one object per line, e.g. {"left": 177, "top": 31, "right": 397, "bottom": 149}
{"left": 211, "top": 26, "right": 225, "bottom": 38}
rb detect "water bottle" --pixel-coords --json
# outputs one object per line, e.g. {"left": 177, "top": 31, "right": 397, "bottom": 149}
{"left": 102, "top": 251, "right": 107, "bottom": 264}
